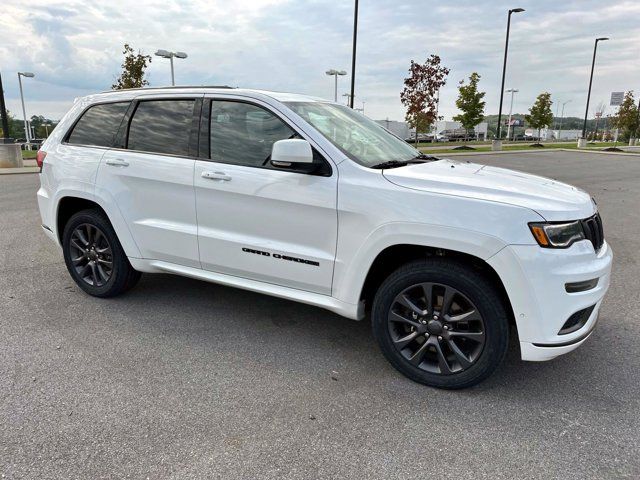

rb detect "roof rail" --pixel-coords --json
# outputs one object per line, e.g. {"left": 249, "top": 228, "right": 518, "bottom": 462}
{"left": 99, "top": 85, "right": 235, "bottom": 94}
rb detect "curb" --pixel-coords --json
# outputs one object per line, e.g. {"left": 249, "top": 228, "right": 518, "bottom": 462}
{"left": 0, "top": 167, "right": 40, "bottom": 175}
{"left": 428, "top": 148, "right": 565, "bottom": 156}
{"left": 565, "top": 148, "right": 640, "bottom": 157}
{"left": 424, "top": 148, "right": 640, "bottom": 157}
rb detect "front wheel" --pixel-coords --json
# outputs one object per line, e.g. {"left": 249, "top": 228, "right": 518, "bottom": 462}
{"left": 372, "top": 259, "right": 509, "bottom": 389}
{"left": 62, "top": 209, "right": 141, "bottom": 297}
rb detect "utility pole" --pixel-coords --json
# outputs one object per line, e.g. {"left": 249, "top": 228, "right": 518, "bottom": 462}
{"left": 494, "top": 7, "right": 525, "bottom": 150}
{"left": 349, "top": 0, "right": 359, "bottom": 108}
{"left": 505, "top": 88, "right": 518, "bottom": 142}
{"left": 558, "top": 99, "right": 571, "bottom": 141}
{"left": 579, "top": 37, "right": 609, "bottom": 146}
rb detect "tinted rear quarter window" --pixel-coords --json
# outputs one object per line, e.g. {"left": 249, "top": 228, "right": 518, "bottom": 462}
{"left": 67, "top": 102, "right": 130, "bottom": 147}
{"left": 127, "top": 99, "right": 195, "bottom": 156}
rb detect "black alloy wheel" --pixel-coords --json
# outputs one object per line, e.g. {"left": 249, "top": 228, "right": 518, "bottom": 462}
{"left": 387, "top": 282, "right": 486, "bottom": 375}
{"left": 68, "top": 223, "right": 113, "bottom": 287}
{"left": 372, "top": 259, "right": 509, "bottom": 389}
{"left": 62, "top": 209, "right": 141, "bottom": 297}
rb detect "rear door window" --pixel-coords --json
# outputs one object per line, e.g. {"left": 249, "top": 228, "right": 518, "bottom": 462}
{"left": 127, "top": 99, "right": 195, "bottom": 156}
{"left": 67, "top": 102, "right": 130, "bottom": 147}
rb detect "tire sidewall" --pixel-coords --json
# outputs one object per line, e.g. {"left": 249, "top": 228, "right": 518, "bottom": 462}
{"left": 372, "top": 259, "right": 509, "bottom": 389}
{"left": 62, "top": 210, "right": 127, "bottom": 297}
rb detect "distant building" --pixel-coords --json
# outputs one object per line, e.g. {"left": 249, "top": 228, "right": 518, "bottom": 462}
{"left": 549, "top": 129, "right": 582, "bottom": 141}
{"left": 435, "top": 121, "right": 488, "bottom": 140}
{"left": 528, "top": 128, "right": 582, "bottom": 141}
{"left": 375, "top": 119, "right": 488, "bottom": 141}
{"left": 375, "top": 119, "right": 411, "bottom": 139}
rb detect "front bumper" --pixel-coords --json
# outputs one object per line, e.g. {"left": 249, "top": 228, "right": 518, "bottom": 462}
{"left": 488, "top": 239, "right": 612, "bottom": 361}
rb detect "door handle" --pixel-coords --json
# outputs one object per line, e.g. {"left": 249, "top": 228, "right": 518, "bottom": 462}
{"left": 202, "top": 171, "right": 231, "bottom": 181}
{"left": 105, "top": 158, "right": 129, "bottom": 167}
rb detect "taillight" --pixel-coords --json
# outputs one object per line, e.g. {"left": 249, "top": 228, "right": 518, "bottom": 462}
{"left": 36, "top": 150, "right": 47, "bottom": 171}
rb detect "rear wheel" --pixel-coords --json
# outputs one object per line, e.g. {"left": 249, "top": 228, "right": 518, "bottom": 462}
{"left": 372, "top": 258, "right": 509, "bottom": 389}
{"left": 62, "top": 209, "right": 141, "bottom": 297}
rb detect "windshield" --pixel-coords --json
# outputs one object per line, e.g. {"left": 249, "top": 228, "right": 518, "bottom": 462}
{"left": 284, "top": 102, "right": 421, "bottom": 167}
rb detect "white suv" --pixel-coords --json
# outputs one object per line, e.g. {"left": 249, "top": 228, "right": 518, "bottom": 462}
{"left": 37, "top": 87, "right": 612, "bottom": 388}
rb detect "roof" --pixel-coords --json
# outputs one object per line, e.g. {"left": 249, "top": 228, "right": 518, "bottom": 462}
{"left": 89, "top": 86, "right": 328, "bottom": 104}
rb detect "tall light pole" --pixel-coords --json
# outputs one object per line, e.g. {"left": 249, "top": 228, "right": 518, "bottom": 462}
{"left": 349, "top": 0, "right": 359, "bottom": 109}
{"left": 326, "top": 69, "right": 347, "bottom": 102}
{"left": 155, "top": 50, "right": 188, "bottom": 86}
{"left": 505, "top": 88, "right": 518, "bottom": 142}
{"left": 18, "top": 72, "right": 35, "bottom": 146}
{"left": 558, "top": 99, "right": 571, "bottom": 141}
{"left": 579, "top": 37, "right": 609, "bottom": 146}
{"left": 494, "top": 7, "right": 525, "bottom": 151}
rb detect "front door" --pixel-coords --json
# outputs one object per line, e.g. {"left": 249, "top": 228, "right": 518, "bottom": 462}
{"left": 194, "top": 98, "right": 337, "bottom": 295}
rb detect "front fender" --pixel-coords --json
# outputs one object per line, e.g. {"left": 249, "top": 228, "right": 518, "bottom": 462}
{"left": 331, "top": 222, "right": 508, "bottom": 306}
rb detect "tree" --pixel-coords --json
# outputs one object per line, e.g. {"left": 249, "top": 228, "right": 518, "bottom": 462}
{"left": 0, "top": 109, "right": 24, "bottom": 139}
{"left": 452, "top": 72, "right": 485, "bottom": 140}
{"left": 525, "top": 92, "right": 553, "bottom": 141}
{"left": 30, "top": 115, "right": 56, "bottom": 138}
{"left": 611, "top": 91, "right": 639, "bottom": 141}
{"left": 112, "top": 44, "right": 152, "bottom": 90}
{"left": 400, "top": 55, "right": 450, "bottom": 144}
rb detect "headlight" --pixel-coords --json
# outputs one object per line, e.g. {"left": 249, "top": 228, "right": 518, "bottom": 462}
{"left": 529, "top": 221, "right": 585, "bottom": 248}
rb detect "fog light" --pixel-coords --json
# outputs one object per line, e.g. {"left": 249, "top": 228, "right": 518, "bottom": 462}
{"left": 565, "top": 278, "right": 598, "bottom": 293}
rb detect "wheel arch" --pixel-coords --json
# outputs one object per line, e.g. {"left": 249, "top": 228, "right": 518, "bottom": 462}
{"left": 54, "top": 193, "right": 141, "bottom": 258}
{"left": 359, "top": 244, "right": 516, "bottom": 328}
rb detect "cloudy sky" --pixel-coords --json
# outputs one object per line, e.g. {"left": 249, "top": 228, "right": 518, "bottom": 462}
{"left": 1, "top": 0, "right": 637, "bottom": 122}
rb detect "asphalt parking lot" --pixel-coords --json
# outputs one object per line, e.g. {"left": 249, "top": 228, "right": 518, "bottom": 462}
{"left": 1, "top": 151, "right": 639, "bottom": 479}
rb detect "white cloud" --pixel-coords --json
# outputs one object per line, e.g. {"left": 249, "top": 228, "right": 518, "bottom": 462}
{"left": 0, "top": 0, "right": 637, "bottom": 122}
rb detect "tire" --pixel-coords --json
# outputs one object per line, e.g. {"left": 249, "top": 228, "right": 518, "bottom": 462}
{"left": 62, "top": 209, "right": 141, "bottom": 297}
{"left": 371, "top": 258, "right": 509, "bottom": 389}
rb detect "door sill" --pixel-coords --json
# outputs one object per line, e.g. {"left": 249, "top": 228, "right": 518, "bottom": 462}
{"left": 128, "top": 257, "right": 362, "bottom": 320}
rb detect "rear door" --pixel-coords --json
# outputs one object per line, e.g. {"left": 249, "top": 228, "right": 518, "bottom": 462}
{"left": 194, "top": 97, "right": 338, "bottom": 294}
{"left": 97, "top": 95, "right": 201, "bottom": 268}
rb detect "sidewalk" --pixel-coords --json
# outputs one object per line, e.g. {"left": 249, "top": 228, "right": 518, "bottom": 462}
{"left": 0, "top": 159, "right": 39, "bottom": 175}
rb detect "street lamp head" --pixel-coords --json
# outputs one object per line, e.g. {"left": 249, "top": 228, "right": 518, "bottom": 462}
{"left": 596, "top": 37, "right": 609, "bottom": 42}
{"left": 174, "top": 52, "right": 188, "bottom": 59}
{"left": 19, "top": 72, "right": 35, "bottom": 78}
{"left": 510, "top": 7, "right": 525, "bottom": 13}
{"left": 337, "top": 70, "right": 347, "bottom": 76}
{"left": 155, "top": 49, "right": 171, "bottom": 58}
{"left": 326, "top": 69, "right": 337, "bottom": 75}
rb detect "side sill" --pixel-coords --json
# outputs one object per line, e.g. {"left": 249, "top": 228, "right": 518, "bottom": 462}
{"left": 128, "top": 257, "right": 363, "bottom": 321}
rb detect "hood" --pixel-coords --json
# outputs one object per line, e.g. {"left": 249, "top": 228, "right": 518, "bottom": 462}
{"left": 383, "top": 158, "right": 595, "bottom": 221}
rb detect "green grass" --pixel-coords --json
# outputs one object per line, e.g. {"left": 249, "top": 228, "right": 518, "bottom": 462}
{"left": 21, "top": 150, "right": 38, "bottom": 159}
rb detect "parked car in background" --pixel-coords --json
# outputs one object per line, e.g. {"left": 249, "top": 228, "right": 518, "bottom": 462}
{"left": 439, "top": 128, "right": 471, "bottom": 141}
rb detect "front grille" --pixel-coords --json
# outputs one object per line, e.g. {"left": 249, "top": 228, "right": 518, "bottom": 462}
{"left": 581, "top": 212, "right": 604, "bottom": 251}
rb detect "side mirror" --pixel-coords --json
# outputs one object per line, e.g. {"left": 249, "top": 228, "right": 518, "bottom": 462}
{"left": 270, "top": 139, "right": 313, "bottom": 168}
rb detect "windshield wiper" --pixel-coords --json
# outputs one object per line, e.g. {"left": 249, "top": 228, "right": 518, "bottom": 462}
{"left": 370, "top": 160, "right": 410, "bottom": 169}
{"left": 414, "top": 153, "right": 440, "bottom": 161}
{"left": 371, "top": 156, "right": 436, "bottom": 169}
